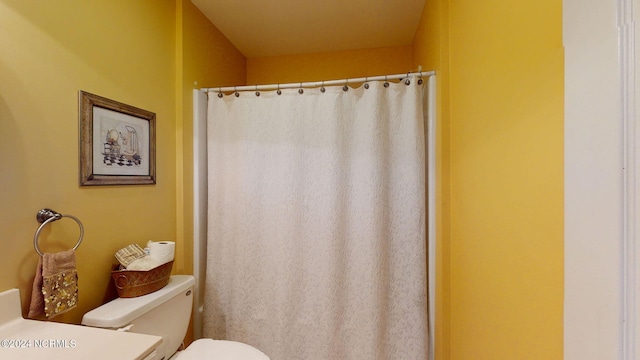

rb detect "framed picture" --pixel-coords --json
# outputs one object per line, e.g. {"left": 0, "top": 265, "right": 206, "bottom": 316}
{"left": 79, "top": 91, "right": 156, "bottom": 185}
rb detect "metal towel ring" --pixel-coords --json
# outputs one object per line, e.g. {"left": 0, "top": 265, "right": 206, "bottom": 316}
{"left": 33, "top": 208, "right": 84, "bottom": 256}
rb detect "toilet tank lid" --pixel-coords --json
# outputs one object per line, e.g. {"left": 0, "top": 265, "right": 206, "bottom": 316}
{"left": 82, "top": 275, "right": 194, "bottom": 328}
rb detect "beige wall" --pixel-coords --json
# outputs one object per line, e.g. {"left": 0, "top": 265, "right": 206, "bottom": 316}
{"left": 564, "top": 0, "right": 624, "bottom": 358}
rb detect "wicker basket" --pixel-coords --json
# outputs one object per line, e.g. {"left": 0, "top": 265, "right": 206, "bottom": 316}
{"left": 111, "top": 261, "right": 173, "bottom": 298}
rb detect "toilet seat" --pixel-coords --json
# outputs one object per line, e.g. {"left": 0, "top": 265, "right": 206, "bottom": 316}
{"left": 172, "top": 339, "right": 270, "bottom": 360}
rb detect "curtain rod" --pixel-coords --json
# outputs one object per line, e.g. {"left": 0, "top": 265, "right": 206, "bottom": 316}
{"left": 201, "top": 70, "right": 435, "bottom": 93}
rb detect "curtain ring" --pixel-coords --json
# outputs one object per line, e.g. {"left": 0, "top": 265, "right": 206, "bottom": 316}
{"left": 298, "top": 82, "right": 304, "bottom": 94}
{"left": 383, "top": 75, "right": 389, "bottom": 88}
{"left": 277, "top": 84, "right": 282, "bottom": 95}
{"left": 255, "top": 85, "right": 260, "bottom": 97}
{"left": 343, "top": 79, "right": 349, "bottom": 92}
{"left": 320, "top": 81, "right": 326, "bottom": 93}
{"left": 217, "top": 87, "right": 223, "bottom": 98}
{"left": 234, "top": 86, "right": 240, "bottom": 97}
{"left": 364, "top": 76, "right": 369, "bottom": 90}
{"left": 404, "top": 72, "right": 411, "bottom": 86}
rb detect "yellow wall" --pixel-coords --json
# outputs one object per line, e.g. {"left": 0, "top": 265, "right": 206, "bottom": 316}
{"left": 413, "top": 1, "right": 451, "bottom": 359}
{"left": 246, "top": 46, "right": 413, "bottom": 85}
{"left": 0, "top": 0, "right": 564, "bottom": 358}
{"left": 413, "top": 0, "right": 564, "bottom": 359}
{"left": 0, "top": 0, "right": 176, "bottom": 324}
{"left": 175, "top": 0, "right": 246, "bottom": 277}
{"left": 175, "top": 0, "right": 246, "bottom": 344}
{"left": 0, "top": 0, "right": 244, "bottom": 326}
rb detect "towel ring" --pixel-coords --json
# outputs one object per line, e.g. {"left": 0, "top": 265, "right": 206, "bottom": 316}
{"left": 34, "top": 208, "right": 84, "bottom": 256}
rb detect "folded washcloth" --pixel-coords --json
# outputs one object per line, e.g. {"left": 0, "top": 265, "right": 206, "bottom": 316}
{"left": 126, "top": 255, "right": 162, "bottom": 271}
{"left": 115, "top": 244, "right": 146, "bottom": 267}
{"left": 28, "top": 249, "right": 78, "bottom": 319}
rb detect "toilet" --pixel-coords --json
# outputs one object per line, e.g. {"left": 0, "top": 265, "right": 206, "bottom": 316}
{"left": 81, "top": 275, "right": 269, "bottom": 360}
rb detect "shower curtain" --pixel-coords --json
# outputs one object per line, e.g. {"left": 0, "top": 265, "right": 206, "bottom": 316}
{"left": 203, "top": 77, "right": 427, "bottom": 359}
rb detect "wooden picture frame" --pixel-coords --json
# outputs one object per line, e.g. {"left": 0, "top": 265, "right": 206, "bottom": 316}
{"left": 79, "top": 91, "right": 156, "bottom": 185}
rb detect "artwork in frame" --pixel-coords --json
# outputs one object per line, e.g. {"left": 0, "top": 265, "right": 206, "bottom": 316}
{"left": 79, "top": 91, "right": 156, "bottom": 185}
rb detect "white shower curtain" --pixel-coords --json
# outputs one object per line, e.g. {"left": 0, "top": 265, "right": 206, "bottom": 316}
{"left": 203, "top": 77, "right": 427, "bottom": 359}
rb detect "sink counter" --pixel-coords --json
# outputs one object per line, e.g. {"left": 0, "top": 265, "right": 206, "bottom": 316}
{"left": 0, "top": 289, "right": 161, "bottom": 360}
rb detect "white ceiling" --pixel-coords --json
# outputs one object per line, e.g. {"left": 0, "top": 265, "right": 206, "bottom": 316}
{"left": 191, "top": 0, "right": 426, "bottom": 58}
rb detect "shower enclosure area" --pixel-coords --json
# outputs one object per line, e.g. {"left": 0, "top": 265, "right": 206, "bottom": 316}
{"left": 191, "top": 74, "right": 436, "bottom": 359}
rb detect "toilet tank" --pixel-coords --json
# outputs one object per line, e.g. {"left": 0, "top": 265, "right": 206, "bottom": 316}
{"left": 82, "top": 275, "right": 195, "bottom": 360}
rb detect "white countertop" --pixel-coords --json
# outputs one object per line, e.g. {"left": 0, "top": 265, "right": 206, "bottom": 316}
{"left": 0, "top": 289, "right": 161, "bottom": 360}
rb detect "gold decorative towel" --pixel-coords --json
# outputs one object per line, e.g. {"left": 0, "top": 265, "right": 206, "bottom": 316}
{"left": 28, "top": 249, "right": 78, "bottom": 319}
{"left": 115, "top": 244, "right": 146, "bottom": 267}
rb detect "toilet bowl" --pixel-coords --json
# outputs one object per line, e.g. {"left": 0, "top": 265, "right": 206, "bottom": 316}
{"left": 82, "top": 275, "right": 269, "bottom": 360}
{"left": 171, "top": 339, "right": 269, "bottom": 360}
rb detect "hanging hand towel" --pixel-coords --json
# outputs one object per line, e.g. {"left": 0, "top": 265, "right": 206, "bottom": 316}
{"left": 28, "top": 249, "right": 78, "bottom": 319}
